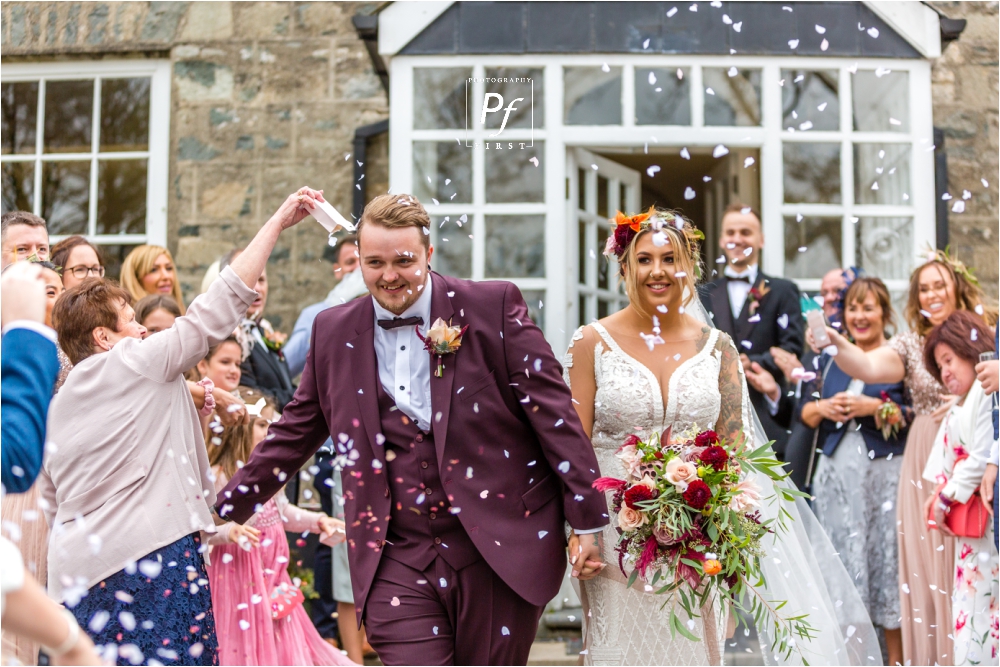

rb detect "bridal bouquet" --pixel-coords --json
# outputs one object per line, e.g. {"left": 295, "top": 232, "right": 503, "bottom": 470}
{"left": 592, "top": 427, "right": 815, "bottom": 659}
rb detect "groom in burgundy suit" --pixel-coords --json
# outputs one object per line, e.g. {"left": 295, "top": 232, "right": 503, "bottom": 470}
{"left": 218, "top": 193, "right": 608, "bottom": 665}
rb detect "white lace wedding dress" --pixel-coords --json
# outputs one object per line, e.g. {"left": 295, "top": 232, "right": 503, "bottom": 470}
{"left": 564, "top": 322, "right": 882, "bottom": 667}
{"left": 564, "top": 323, "right": 742, "bottom": 666}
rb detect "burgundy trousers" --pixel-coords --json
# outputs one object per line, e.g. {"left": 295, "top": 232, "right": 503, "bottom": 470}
{"left": 363, "top": 555, "right": 544, "bottom": 666}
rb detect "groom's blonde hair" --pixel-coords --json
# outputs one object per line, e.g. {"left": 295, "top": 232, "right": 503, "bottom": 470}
{"left": 358, "top": 193, "right": 431, "bottom": 250}
{"left": 620, "top": 214, "right": 700, "bottom": 319}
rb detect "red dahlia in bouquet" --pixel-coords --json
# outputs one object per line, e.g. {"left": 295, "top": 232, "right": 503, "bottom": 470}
{"left": 592, "top": 427, "right": 815, "bottom": 658}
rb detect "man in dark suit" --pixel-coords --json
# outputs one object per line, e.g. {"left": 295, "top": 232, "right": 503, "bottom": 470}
{"left": 219, "top": 194, "right": 608, "bottom": 665}
{"left": 220, "top": 249, "right": 297, "bottom": 409}
{"left": 699, "top": 203, "right": 804, "bottom": 453}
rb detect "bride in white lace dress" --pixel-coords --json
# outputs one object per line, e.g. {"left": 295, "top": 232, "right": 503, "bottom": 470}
{"left": 564, "top": 209, "right": 881, "bottom": 666}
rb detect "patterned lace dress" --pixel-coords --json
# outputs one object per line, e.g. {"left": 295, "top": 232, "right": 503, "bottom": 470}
{"left": 564, "top": 323, "right": 749, "bottom": 666}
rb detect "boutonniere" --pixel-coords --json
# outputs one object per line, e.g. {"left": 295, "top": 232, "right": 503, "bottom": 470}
{"left": 416, "top": 317, "right": 468, "bottom": 378}
{"left": 874, "top": 391, "right": 907, "bottom": 440}
{"left": 258, "top": 319, "right": 288, "bottom": 360}
{"left": 747, "top": 282, "right": 770, "bottom": 315}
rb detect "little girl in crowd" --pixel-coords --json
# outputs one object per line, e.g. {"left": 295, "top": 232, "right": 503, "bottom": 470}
{"left": 203, "top": 385, "right": 352, "bottom": 666}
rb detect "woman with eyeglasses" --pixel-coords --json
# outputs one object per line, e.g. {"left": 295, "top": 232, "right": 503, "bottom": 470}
{"left": 48, "top": 237, "right": 104, "bottom": 290}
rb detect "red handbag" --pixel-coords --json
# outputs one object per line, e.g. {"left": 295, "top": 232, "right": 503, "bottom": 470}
{"left": 928, "top": 452, "right": 990, "bottom": 539}
{"left": 270, "top": 581, "right": 305, "bottom": 620}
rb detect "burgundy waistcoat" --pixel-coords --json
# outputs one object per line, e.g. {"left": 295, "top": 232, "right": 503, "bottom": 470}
{"left": 376, "top": 378, "right": 482, "bottom": 572}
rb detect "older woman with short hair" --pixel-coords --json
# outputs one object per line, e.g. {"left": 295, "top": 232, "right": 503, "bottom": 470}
{"left": 36, "top": 188, "right": 325, "bottom": 666}
{"left": 921, "top": 310, "right": 998, "bottom": 665}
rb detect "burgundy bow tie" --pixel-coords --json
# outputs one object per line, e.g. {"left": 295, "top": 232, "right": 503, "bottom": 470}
{"left": 378, "top": 316, "right": 423, "bottom": 330}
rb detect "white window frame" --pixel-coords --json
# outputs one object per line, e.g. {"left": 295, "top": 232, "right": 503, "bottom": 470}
{"left": 389, "top": 54, "right": 935, "bottom": 354}
{"left": 1, "top": 59, "right": 171, "bottom": 247}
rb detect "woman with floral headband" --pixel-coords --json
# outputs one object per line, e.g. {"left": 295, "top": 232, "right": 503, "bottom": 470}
{"left": 809, "top": 249, "right": 998, "bottom": 666}
{"left": 564, "top": 207, "right": 879, "bottom": 665}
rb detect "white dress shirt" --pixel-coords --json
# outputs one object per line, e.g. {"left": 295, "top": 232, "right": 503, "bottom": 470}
{"left": 724, "top": 263, "right": 758, "bottom": 319}
{"left": 372, "top": 275, "right": 434, "bottom": 431}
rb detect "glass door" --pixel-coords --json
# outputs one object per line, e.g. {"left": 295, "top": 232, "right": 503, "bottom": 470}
{"left": 568, "top": 147, "right": 640, "bottom": 328}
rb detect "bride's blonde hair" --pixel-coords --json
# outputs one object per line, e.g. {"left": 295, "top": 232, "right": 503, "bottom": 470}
{"left": 613, "top": 209, "right": 702, "bottom": 319}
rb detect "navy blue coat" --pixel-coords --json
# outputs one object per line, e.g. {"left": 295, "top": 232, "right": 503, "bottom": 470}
{"left": 800, "top": 353, "right": 910, "bottom": 459}
{"left": 1, "top": 327, "right": 60, "bottom": 492}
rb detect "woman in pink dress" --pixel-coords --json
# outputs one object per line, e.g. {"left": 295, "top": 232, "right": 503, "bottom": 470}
{"left": 206, "top": 387, "right": 353, "bottom": 666}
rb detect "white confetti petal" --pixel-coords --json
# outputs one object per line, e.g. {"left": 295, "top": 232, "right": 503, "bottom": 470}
{"left": 138, "top": 559, "right": 162, "bottom": 579}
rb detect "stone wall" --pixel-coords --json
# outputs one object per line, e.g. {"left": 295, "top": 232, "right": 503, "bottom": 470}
{"left": 930, "top": 1, "right": 999, "bottom": 301}
{"left": 1, "top": 1, "right": 389, "bottom": 330}
{"left": 3, "top": 2, "right": 996, "bottom": 314}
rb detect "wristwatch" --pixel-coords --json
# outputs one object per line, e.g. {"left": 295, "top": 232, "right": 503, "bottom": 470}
{"left": 197, "top": 377, "right": 216, "bottom": 416}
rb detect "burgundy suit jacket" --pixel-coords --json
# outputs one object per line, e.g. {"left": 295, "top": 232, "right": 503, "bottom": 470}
{"left": 219, "top": 272, "right": 608, "bottom": 611}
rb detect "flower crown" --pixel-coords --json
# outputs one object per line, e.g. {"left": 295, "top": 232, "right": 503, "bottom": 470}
{"left": 920, "top": 245, "right": 979, "bottom": 288}
{"left": 603, "top": 206, "right": 704, "bottom": 267}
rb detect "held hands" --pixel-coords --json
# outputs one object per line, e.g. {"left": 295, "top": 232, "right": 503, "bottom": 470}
{"left": 567, "top": 531, "right": 606, "bottom": 581}
{"left": 270, "top": 187, "right": 326, "bottom": 231}
{"left": 229, "top": 523, "right": 261, "bottom": 549}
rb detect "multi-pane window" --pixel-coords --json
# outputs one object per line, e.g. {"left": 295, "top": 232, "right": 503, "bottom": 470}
{"left": 781, "top": 67, "right": 919, "bottom": 305}
{"left": 412, "top": 66, "right": 547, "bottom": 330}
{"left": 1, "top": 61, "right": 170, "bottom": 272}
{"left": 393, "top": 57, "right": 933, "bottom": 350}
{"left": 573, "top": 149, "right": 636, "bottom": 328}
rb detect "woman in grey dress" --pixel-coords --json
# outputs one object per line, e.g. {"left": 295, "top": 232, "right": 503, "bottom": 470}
{"left": 800, "top": 277, "right": 911, "bottom": 667}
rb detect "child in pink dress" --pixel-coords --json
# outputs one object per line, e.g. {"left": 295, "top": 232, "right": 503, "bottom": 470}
{"left": 206, "top": 388, "right": 353, "bottom": 666}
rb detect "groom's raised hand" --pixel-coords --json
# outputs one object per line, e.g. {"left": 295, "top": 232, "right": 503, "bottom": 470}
{"left": 568, "top": 531, "right": 606, "bottom": 581}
